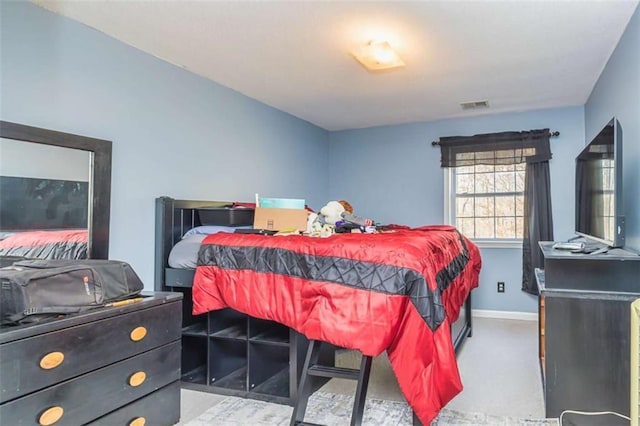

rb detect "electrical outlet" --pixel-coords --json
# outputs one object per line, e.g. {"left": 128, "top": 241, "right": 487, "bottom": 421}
{"left": 497, "top": 281, "right": 505, "bottom": 293}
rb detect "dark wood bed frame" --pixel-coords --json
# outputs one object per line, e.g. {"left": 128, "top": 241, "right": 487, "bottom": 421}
{"left": 155, "top": 197, "right": 334, "bottom": 406}
{"left": 154, "top": 196, "right": 473, "bottom": 422}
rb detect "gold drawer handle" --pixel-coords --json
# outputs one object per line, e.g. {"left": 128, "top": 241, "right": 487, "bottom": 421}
{"left": 129, "top": 417, "right": 146, "bottom": 426}
{"left": 130, "top": 326, "right": 147, "bottom": 342}
{"left": 129, "top": 371, "right": 146, "bottom": 387}
{"left": 40, "top": 352, "right": 64, "bottom": 370}
{"left": 39, "top": 406, "right": 64, "bottom": 425}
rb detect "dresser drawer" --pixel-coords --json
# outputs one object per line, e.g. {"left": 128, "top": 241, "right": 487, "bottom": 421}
{"left": 0, "top": 341, "right": 180, "bottom": 425}
{"left": 88, "top": 381, "right": 181, "bottom": 426}
{"left": 0, "top": 300, "right": 181, "bottom": 403}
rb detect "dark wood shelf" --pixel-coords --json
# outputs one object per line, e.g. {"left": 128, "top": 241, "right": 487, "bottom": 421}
{"left": 182, "top": 323, "right": 207, "bottom": 337}
{"left": 250, "top": 329, "right": 290, "bottom": 346}
{"left": 250, "top": 368, "right": 289, "bottom": 398}
{"left": 182, "top": 365, "right": 207, "bottom": 384}
{"left": 212, "top": 366, "right": 247, "bottom": 391}
{"left": 211, "top": 324, "right": 248, "bottom": 340}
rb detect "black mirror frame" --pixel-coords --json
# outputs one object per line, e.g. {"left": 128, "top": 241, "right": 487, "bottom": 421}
{"left": 0, "top": 121, "right": 112, "bottom": 259}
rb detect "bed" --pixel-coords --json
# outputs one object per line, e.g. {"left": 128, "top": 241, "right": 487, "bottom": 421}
{"left": 155, "top": 197, "right": 480, "bottom": 425}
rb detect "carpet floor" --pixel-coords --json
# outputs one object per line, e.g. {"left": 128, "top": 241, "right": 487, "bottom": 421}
{"left": 184, "top": 391, "right": 558, "bottom": 426}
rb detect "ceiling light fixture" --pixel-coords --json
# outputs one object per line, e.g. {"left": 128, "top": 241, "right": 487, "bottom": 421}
{"left": 352, "top": 41, "right": 405, "bottom": 72}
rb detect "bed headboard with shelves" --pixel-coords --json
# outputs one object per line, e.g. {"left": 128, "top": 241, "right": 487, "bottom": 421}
{"left": 154, "top": 197, "right": 254, "bottom": 292}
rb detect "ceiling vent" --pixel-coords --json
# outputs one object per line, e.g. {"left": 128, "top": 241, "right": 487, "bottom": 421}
{"left": 460, "top": 100, "right": 490, "bottom": 110}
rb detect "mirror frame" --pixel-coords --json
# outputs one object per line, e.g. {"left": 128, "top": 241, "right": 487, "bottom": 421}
{"left": 0, "top": 121, "right": 112, "bottom": 259}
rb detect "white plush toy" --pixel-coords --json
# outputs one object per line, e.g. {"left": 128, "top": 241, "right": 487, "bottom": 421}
{"left": 306, "top": 212, "right": 319, "bottom": 234}
{"left": 319, "top": 201, "right": 345, "bottom": 225}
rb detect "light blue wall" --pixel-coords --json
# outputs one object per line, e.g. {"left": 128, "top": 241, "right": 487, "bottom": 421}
{"left": 0, "top": 2, "right": 329, "bottom": 288}
{"left": 585, "top": 4, "right": 640, "bottom": 252}
{"left": 4, "top": 2, "right": 633, "bottom": 313}
{"left": 329, "top": 106, "right": 585, "bottom": 312}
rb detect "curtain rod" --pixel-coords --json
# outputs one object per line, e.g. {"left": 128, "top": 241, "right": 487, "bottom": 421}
{"left": 431, "top": 131, "right": 560, "bottom": 146}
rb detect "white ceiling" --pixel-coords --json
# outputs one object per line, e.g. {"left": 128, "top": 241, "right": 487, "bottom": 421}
{"left": 34, "top": 0, "right": 639, "bottom": 131}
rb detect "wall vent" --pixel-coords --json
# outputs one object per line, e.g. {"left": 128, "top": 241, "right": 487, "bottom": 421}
{"left": 460, "top": 100, "right": 490, "bottom": 110}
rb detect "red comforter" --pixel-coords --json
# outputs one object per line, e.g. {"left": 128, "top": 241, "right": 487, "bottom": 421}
{"left": 192, "top": 225, "right": 481, "bottom": 424}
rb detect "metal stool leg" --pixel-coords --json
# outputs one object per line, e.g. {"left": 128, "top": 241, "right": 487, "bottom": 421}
{"left": 290, "top": 340, "right": 322, "bottom": 426}
{"left": 350, "top": 355, "right": 373, "bottom": 426}
{"left": 290, "top": 341, "right": 372, "bottom": 426}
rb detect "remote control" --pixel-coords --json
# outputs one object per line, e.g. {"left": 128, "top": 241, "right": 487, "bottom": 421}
{"left": 552, "top": 242, "right": 584, "bottom": 251}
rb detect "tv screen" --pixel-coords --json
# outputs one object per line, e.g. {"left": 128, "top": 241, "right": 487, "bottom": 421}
{"left": 575, "top": 117, "right": 624, "bottom": 248}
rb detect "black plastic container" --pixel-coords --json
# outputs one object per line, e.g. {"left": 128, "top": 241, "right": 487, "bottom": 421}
{"left": 197, "top": 208, "right": 254, "bottom": 226}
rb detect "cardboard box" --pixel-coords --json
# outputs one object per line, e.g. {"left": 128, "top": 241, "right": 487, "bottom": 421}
{"left": 253, "top": 207, "right": 308, "bottom": 231}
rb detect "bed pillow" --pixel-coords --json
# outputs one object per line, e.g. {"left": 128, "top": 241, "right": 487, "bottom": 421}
{"left": 168, "top": 234, "right": 207, "bottom": 269}
{"left": 183, "top": 225, "right": 251, "bottom": 239}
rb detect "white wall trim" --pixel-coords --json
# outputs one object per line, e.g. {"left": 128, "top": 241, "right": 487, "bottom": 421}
{"left": 472, "top": 309, "right": 537, "bottom": 321}
{"left": 443, "top": 168, "right": 452, "bottom": 224}
{"left": 473, "top": 240, "right": 523, "bottom": 249}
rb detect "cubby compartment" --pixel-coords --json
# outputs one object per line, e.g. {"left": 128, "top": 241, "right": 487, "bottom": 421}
{"left": 249, "top": 318, "right": 290, "bottom": 346}
{"left": 248, "top": 342, "right": 290, "bottom": 398}
{"left": 183, "top": 321, "right": 207, "bottom": 336}
{"left": 169, "top": 287, "right": 200, "bottom": 328}
{"left": 181, "top": 290, "right": 207, "bottom": 336}
{"left": 181, "top": 335, "right": 207, "bottom": 385}
{"left": 209, "top": 308, "right": 248, "bottom": 340}
{"left": 209, "top": 338, "right": 247, "bottom": 390}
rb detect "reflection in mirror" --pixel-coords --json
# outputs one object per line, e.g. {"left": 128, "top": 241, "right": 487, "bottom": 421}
{"left": 0, "top": 138, "right": 91, "bottom": 259}
{"left": 0, "top": 121, "right": 112, "bottom": 260}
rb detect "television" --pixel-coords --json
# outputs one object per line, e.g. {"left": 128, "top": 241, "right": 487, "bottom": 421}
{"left": 575, "top": 117, "right": 625, "bottom": 248}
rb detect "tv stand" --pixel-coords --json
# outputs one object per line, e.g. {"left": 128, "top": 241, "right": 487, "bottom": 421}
{"left": 536, "top": 241, "right": 640, "bottom": 424}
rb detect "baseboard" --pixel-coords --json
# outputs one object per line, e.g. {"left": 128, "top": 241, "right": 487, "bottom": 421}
{"left": 472, "top": 309, "right": 537, "bottom": 321}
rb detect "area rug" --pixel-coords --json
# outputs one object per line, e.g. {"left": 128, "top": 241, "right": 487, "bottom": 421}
{"left": 185, "top": 391, "right": 559, "bottom": 425}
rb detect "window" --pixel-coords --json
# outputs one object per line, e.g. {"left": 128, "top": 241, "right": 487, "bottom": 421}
{"left": 437, "top": 128, "right": 553, "bottom": 291}
{"left": 446, "top": 162, "right": 525, "bottom": 244}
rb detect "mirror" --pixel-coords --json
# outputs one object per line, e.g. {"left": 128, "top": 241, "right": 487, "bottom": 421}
{"left": 0, "top": 121, "right": 112, "bottom": 259}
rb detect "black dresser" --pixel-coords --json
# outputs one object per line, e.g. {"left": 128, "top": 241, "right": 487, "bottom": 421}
{"left": 537, "top": 242, "right": 640, "bottom": 425}
{"left": 0, "top": 292, "right": 182, "bottom": 426}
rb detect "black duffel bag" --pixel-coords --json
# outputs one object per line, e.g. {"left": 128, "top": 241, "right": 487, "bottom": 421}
{"left": 0, "top": 259, "right": 144, "bottom": 324}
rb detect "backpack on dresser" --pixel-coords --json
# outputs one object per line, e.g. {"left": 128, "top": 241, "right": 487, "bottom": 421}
{"left": 0, "top": 259, "right": 144, "bottom": 325}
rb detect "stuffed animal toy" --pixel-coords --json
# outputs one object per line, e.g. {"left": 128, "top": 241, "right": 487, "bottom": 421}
{"left": 309, "top": 200, "right": 361, "bottom": 237}
{"left": 338, "top": 200, "right": 353, "bottom": 214}
{"left": 307, "top": 211, "right": 334, "bottom": 237}
{"left": 306, "top": 212, "right": 319, "bottom": 234}
{"left": 319, "top": 201, "right": 345, "bottom": 225}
